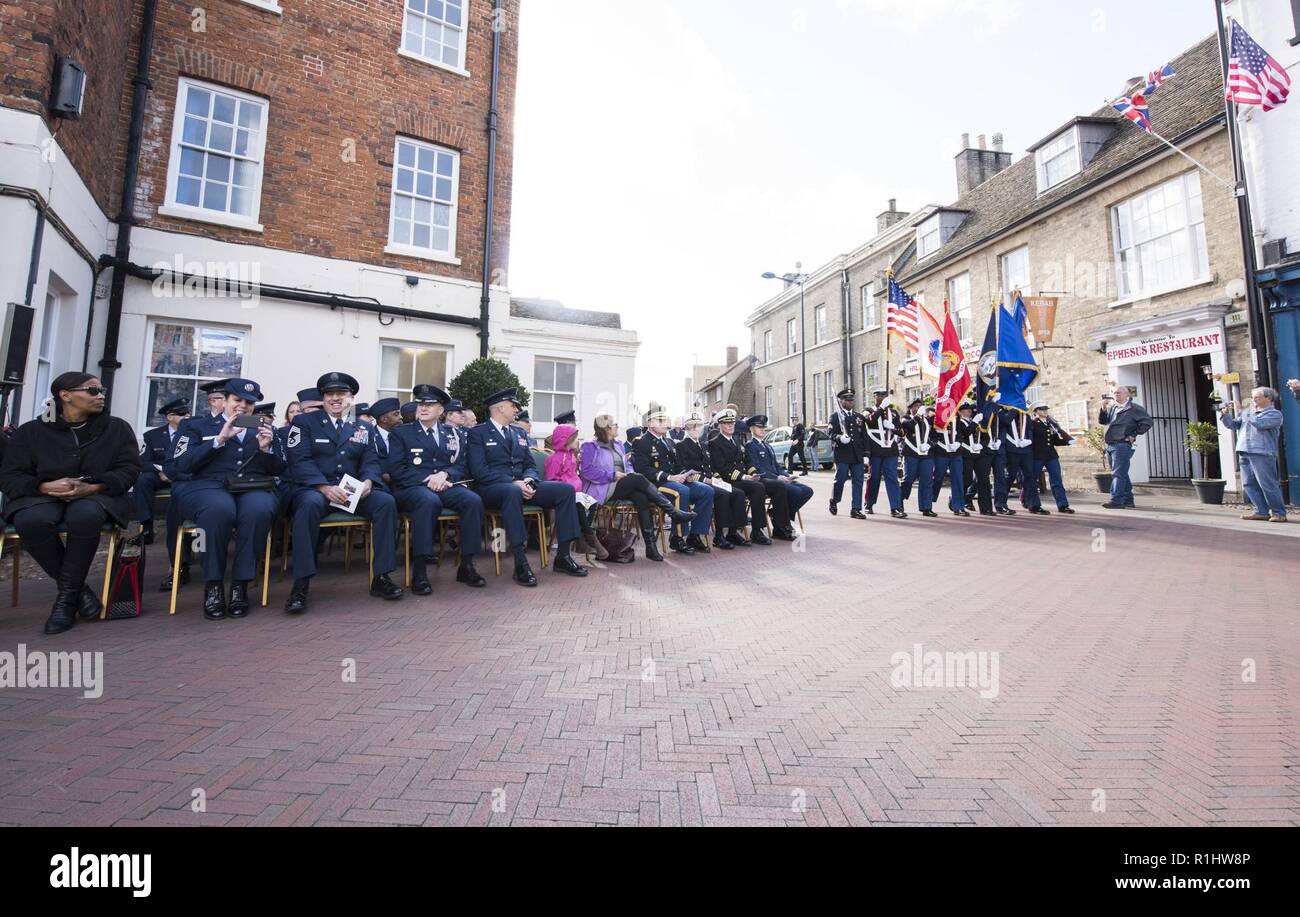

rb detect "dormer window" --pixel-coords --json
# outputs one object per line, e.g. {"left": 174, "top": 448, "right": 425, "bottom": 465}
{"left": 1036, "top": 128, "right": 1080, "bottom": 193}
{"left": 916, "top": 209, "right": 968, "bottom": 260}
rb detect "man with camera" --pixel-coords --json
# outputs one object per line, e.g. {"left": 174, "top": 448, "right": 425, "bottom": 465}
{"left": 1098, "top": 385, "right": 1153, "bottom": 510}
{"left": 1219, "top": 387, "right": 1287, "bottom": 523}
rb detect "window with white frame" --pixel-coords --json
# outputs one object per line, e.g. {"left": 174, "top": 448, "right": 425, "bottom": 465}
{"left": 1000, "top": 246, "right": 1030, "bottom": 302}
{"left": 1063, "top": 400, "right": 1089, "bottom": 434}
{"left": 533, "top": 358, "right": 577, "bottom": 422}
{"left": 862, "top": 361, "right": 879, "bottom": 396}
{"left": 947, "top": 272, "right": 973, "bottom": 343}
{"left": 917, "top": 216, "right": 942, "bottom": 259}
{"left": 787, "top": 318, "right": 798, "bottom": 354}
{"left": 787, "top": 380, "right": 798, "bottom": 422}
{"left": 164, "top": 79, "right": 267, "bottom": 227}
{"left": 763, "top": 330, "right": 773, "bottom": 363}
{"left": 1035, "top": 128, "right": 1080, "bottom": 193}
{"left": 143, "top": 322, "right": 247, "bottom": 430}
{"left": 378, "top": 342, "right": 449, "bottom": 402}
{"left": 764, "top": 386, "right": 775, "bottom": 423}
{"left": 402, "top": 0, "right": 468, "bottom": 72}
{"left": 814, "top": 305, "right": 828, "bottom": 343}
{"left": 389, "top": 137, "right": 460, "bottom": 259}
{"left": 824, "top": 373, "right": 835, "bottom": 420}
{"left": 1111, "top": 171, "right": 1208, "bottom": 300}
{"left": 813, "top": 373, "right": 826, "bottom": 424}
{"left": 861, "top": 282, "right": 878, "bottom": 329}
{"left": 35, "top": 291, "right": 62, "bottom": 409}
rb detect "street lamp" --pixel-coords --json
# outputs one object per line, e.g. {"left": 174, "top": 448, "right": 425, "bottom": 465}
{"left": 762, "top": 267, "right": 808, "bottom": 425}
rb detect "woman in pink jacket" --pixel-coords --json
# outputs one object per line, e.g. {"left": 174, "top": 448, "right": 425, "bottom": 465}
{"left": 544, "top": 423, "right": 608, "bottom": 560}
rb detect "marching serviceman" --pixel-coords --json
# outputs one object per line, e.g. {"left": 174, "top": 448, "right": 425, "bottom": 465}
{"left": 997, "top": 401, "right": 1047, "bottom": 515}
{"left": 135, "top": 398, "right": 189, "bottom": 548}
{"left": 827, "top": 388, "right": 867, "bottom": 518}
{"left": 957, "top": 401, "right": 982, "bottom": 512}
{"left": 467, "top": 388, "right": 588, "bottom": 586}
{"left": 973, "top": 405, "right": 1005, "bottom": 516}
{"left": 675, "top": 413, "right": 741, "bottom": 550}
{"left": 1031, "top": 402, "right": 1075, "bottom": 514}
{"left": 707, "top": 409, "right": 774, "bottom": 545}
{"left": 745, "top": 416, "right": 812, "bottom": 531}
{"left": 170, "top": 378, "right": 285, "bottom": 620}
{"left": 631, "top": 410, "right": 710, "bottom": 555}
{"left": 283, "top": 371, "right": 405, "bottom": 614}
{"left": 899, "top": 401, "right": 938, "bottom": 518}
{"left": 930, "top": 408, "right": 969, "bottom": 517}
{"left": 864, "top": 390, "right": 906, "bottom": 518}
{"left": 386, "top": 384, "right": 486, "bottom": 592}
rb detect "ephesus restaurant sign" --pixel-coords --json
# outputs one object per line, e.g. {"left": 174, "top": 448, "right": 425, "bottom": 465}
{"left": 1105, "top": 328, "right": 1224, "bottom": 365}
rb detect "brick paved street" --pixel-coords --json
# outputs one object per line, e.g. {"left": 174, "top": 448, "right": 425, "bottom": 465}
{"left": 1, "top": 473, "right": 1296, "bottom": 827}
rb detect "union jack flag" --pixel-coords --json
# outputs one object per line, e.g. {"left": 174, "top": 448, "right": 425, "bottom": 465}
{"left": 1113, "top": 92, "right": 1152, "bottom": 133}
{"left": 887, "top": 278, "right": 920, "bottom": 354}
{"left": 1226, "top": 19, "right": 1291, "bottom": 112}
{"left": 1142, "top": 63, "right": 1176, "bottom": 95}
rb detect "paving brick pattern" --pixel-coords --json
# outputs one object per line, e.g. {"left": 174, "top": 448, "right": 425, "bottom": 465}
{"left": 1, "top": 475, "right": 1296, "bottom": 826}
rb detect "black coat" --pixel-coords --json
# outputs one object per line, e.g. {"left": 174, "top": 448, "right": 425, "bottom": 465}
{"left": 827, "top": 409, "right": 867, "bottom": 464}
{"left": 707, "top": 431, "right": 757, "bottom": 483}
{"left": 0, "top": 413, "right": 141, "bottom": 525}
{"left": 630, "top": 433, "right": 685, "bottom": 485}
{"left": 1031, "top": 416, "right": 1073, "bottom": 461}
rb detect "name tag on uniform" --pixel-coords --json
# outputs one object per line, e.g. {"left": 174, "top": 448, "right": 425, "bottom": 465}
{"left": 315, "top": 438, "right": 331, "bottom": 444}
{"left": 486, "top": 441, "right": 499, "bottom": 447}
{"left": 202, "top": 436, "right": 216, "bottom": 442}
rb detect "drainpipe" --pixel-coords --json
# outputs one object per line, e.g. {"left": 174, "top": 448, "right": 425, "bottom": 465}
{"left": 840, "top": 266, "right": 852, "bottom": 391}
{"left": 99, "top": 0, "right": 158, "bottom": 410}
{"left": 478, "top": 0, "right": 503, "bottom": 357}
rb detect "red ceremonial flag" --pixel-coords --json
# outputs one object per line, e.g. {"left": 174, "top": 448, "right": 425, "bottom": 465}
{"left": 935, "top": 302, "right": 972, "bottom": 428}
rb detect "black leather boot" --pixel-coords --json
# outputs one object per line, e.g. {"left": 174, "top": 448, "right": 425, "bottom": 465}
{"left": 643, "top": 530, "right": 664, "bottom": 562}
{"left": 44, "top": 590, "right": 79, "bottom": 635}
{"left": 77, "top": 586, "right": 102, "bottom": 620}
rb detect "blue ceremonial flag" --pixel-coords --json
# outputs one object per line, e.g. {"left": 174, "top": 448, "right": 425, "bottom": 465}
{"left": 995, "top": 296, "right": 1039, "bottom": 413}
{"left": 974, "top": 304, "right": 999, "bottom": 424}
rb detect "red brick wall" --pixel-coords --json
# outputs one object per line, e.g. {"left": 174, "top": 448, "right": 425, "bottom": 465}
{"left": 0, "top": 0, "right": 134, "bottom": 215}
{"left": 129, "top": 0, "right": 520, "bottom": 286}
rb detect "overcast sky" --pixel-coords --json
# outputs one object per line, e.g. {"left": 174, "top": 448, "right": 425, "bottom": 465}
{"left": 509, "top": 0, "right": 1219, "bottom": 415}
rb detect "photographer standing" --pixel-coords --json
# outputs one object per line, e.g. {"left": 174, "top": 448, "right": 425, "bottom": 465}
{"left": 1219, "top": 387, "right": 1287, "bottom": 523}
{"left": 1098, "top": 385, "right": 1153, "bottom": 510}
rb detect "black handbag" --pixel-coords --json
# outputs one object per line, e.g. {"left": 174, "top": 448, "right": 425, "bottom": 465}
{"left": 225, "top": 452, "right": 277, "bottom": 493}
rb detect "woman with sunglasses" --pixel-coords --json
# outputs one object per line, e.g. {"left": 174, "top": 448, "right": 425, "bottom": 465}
{"left": 0, "top": 372, "right": 141, "bottom": 634}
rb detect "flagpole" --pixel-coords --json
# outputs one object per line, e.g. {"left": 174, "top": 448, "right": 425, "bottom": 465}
{"left": 883, "top": 269, "right": 893, "bottom": 398}
{"left": 1145, "top": 124, "right": 1237, "bottom": 192}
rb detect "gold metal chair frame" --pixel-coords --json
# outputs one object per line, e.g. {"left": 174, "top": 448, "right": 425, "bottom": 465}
{"left": 1, "top": 525, "right": 120, "bottom": 617}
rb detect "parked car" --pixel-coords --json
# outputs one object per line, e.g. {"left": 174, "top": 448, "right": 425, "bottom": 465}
{"left": 763, "top": 425, "right": 833, "bottom": 470}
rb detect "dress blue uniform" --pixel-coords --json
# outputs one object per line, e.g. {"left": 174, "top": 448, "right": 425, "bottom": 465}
{"left": 629, "top": 420, "right": 713, "bottom": 542}
{"left": 865, "top": 398, "right": 905, "bottom": 514}
{"left": 135, "top": 398, "right": 189, "bottom": 557}
{"left": 828, "top": 390, "right": 867, "bottom": 513}
{"left": 997, "top": 406, "right": 1042, "bottom": 511}
{"left": 467, "top": 396, "right": 581, "bottom": 553}
{"left": 170, "top": 380, "right": 284, "bottom": 589}
{"left": 899, "top": 409, "right": 936, "bottom": 514}
{"left": 285, "top": 407, "right": 398, "bottom": 579}
{"left": 929, "top": 417, "right": 967, "bottom": 514}
{"left": 386, "top": 389, "right": 485, "bottom": 564}
{"left": 745, "top": 422, "right": 813, "bottom": 519}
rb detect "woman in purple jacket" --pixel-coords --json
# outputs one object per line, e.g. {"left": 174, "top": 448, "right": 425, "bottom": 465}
{"left": 578, "top": 415, "right": 694, "bottom": 562}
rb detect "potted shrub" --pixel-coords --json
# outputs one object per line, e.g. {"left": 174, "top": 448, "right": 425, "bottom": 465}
{"left": 1081, "top": 426, "right": 1112, "bottom": 493}
{"left": 1185, "top": 420, "right": 1225, "bottom": 504}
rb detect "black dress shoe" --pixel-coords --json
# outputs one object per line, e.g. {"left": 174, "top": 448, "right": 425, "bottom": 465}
{"left": 828, "top": 500, "right": 838, "bottom": 516}
{"left": 1059, "top": 507, "right": 1076, "bottom": 514}
{"left": 370, "top": 575, "right": 405, "bottom": 600}
{"left": 203, "top": 583, "right": 227, "bottom": 620}
{"left": 980, "top": 510, "right": 997, "bottom": 517}
{"left": 456, "top": 560, "right": 486, "bottom": 588}
{"left": 77, "top": 586, "right": 102, "bottom": 620}
{"left": 850, "top": 510, "right": 866, "bottom": 520}
{"left": 44, "top": 591, "right": 78, "bottom": 635}
{"left": 411, "top": 577, "right": 433, "bottom": 596}
{"left": 228, "top": 582, "right": 251, "bottom": 618}
{"left": 952, "top": 509, "right": 971, "bottom": 517}
{"left": 890, "top": 509, "right": 908, "bottom": 519}
{"left": 666, "top": 507, "right": 698, "bottom": 526}
{"left": 513, "top": 563, "right": 538, "bottom": 587}
{"left": 159, "top": 565, "right": 191, "bottom": 592}
{"left": 772, "top": 529, "right": 797, "bottom": 541}
{"left": 727, "top": 531, "right": 751, "bottom": 547}
{"left": 669, "top": 536, "right": 695, "bottom": 556}
{"left": 687, "top": 534, "right": 711, "bottom": 553}
{"left": 553, "top": 554, "right": 589, "bottom": 577}
{"left": 285, "top": 578, "right": 310, "bottom": 614}
{"left": 750, "top": 531, "right": 773, "bottom": 546}
{"left": 865, "top": 507, "right": 874, "bottom": 515}
{"left": 922, "top": 510, "right": 939, "bottom": 518}
{"left": 1028, "top": 507, "right": 1051, "bottom": 515}
{"left": 712, "top": 536, "right": 735, "bottom": 550}
{"left": 996, "top": 507, "right": 1017, "bottom": 516}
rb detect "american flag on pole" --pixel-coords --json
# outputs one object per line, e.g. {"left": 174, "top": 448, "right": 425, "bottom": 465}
{"left": 1226, "top": 19, "right": 1292, "bottom": 111}
{"left": 1112, "top": 92, "right": 1152, "bottom": 133}
{"left": 887, "top": 278, "right": 920, "bottom": 354}
{"left": 1142, "top": 63, "right": 1176, "bottom": 95}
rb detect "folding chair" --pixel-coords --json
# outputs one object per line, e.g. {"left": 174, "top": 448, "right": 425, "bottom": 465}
{"left": 485, "top": 506, "right": 547, "bottom": 575}
{"left": 279, "top": 512, "right": 373, "bottom": 580}
{"left": 1, "top": 524, "right": 120, "bottom": 615}
{"left": 169, "top": 521, "right": 274, "bottom": 615}
{"left": 399, "top": 510, "right": 465, "bottom": 587}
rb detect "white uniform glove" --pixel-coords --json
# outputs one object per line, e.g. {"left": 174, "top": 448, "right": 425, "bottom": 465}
{"left": 991, "top": 392, "right": 1002, "bottom": 403}
{"left": 991, "top": 439, "right": 1002, "bottom": 450}
{"left": 838, "top": 434, "right": 851, "bottom": 444}
{"left": 973, "top": 413, "right": 984, "bottom": 423}
{"left": 882, "top": 420, "right": 895, "bottom": 430}
{"left": 880, "top": 398, "right": 892, "bottom": 409}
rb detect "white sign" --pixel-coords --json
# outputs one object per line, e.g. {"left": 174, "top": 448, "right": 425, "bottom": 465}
{"left": 1105, "top": 327, "right": 1224, "bottom": 366}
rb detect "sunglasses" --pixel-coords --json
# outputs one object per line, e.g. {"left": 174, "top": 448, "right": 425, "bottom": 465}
{"left": 69, "top": 386, "right": 108, "bottom": 397}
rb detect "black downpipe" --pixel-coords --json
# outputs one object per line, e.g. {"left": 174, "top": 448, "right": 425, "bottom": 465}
{"left": 478, "top": 0, "right": 503, "bottom": 357}
{"left": 99, "top": 0, "right": 158, "bottom": 411}
{"left": 101, "top": 258, "right": 484, "bottom": 329}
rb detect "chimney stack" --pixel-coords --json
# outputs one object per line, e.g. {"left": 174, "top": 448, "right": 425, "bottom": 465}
{"left": 875, "top": 198, "right": 908, "bottom": 234}
{"left": 955, "top": 130, "right": 1013, "bottom": 197}
{"left": 726, "top": 346, "right": 739, "bottom": 366}
{"left": 961, "top": 132, "right": 970, "bottom": 149}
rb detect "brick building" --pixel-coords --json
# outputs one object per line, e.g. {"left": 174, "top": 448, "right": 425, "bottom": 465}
{"left": 1, "top": 0, "right": 636, "bottom": 437}
{"left": 745, "top": 200, "right": 933, "bottom": 429}
{"left": 892, "top": 34, "right": 1251, "bottom": 492}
